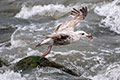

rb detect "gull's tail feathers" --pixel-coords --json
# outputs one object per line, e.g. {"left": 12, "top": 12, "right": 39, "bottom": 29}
{"left": 35, "top": 43, "right": 41, "bottom": 48}
{"left": 35, "top": 38, "right": 52, "bottom": 48}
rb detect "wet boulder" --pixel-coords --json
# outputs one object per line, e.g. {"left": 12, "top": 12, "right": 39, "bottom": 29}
{"left": 14, "top": 56, "right": 79, "bottom": 76}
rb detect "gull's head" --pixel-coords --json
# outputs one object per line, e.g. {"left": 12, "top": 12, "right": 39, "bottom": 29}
{"left": 76, "top": 31, "right": 93, "bottom": 39}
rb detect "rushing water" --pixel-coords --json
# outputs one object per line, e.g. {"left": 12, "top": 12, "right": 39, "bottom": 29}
{"left": 0, "top": 0, "right": 120, "bottom": 80}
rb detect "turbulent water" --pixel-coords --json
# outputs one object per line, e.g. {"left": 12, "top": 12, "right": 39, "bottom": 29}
{"left": 0, "top": 0, "right": 120, "bottom": 80}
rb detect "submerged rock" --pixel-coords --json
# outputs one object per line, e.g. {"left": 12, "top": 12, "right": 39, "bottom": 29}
{"left": 0, "top": 58, "right": 9, "bottom": 67}
{"left": 14, "top": 56, "right": 79, "bottom": 76}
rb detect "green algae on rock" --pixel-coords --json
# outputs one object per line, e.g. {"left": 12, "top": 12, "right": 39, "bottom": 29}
{"left": 14, "top": 56, "right": 42, "bottom": 71}
{"left": 14, "top": 56, "right": 79, "bottom": 76}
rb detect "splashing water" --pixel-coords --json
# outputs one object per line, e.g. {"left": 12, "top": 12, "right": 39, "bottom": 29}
{"left": 0, "top": 70, "right": 26, "bottom": 80}
{"left": 91, "top": 63, "right": 120, "bottom": 80}
{"left": 94, "top": 0, "right": 120, "bottom": 34}
{"left": 15, "top": 4, "right": 72, "bottom": 19}
{"left": 1, "top": 0, "right": 120, "bottom": 80}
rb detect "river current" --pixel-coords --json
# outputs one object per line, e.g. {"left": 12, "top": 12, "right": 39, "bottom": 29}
{"left": 0, "top": 0, "right": 120, "bottom": 80}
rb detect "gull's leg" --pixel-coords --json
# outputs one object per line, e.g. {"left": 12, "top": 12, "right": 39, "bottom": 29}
{"left": 41, "top": 45, "right": 52, "bottom": 58}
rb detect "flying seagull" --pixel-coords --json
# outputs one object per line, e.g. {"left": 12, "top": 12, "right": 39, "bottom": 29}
{"left": 36, "top": 7, "right": 92, "bottom": 58}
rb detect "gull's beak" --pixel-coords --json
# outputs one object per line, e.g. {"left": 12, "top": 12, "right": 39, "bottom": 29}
{"left": 87, "top": 35, "right": 93, "bottom": 39}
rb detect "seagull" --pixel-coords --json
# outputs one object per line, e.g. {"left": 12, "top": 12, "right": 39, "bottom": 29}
{"left": 36, "top": 7, "right": 92, "bottom": 58}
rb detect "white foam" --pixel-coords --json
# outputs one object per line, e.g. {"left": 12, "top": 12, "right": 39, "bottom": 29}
{"left": 15, "top": 4, "right": 72, "bottom": 19}
{"left": 114, "top": 47, "right": 120, "bottom": 54}
{"left": 94, "top": 0, "right": 120, "bottom": 34}
{"left": 10, "top": 27, "right": 27, "bottom": 47}
{"left": 26, "top": 48, "right": 42, "bottom": 56}
{"left": 46, "top": 50, "right": 85, "bottom": 58}
{"left": 10, "top": 24, "right": 40, "bottom": 47}
{"left": 90, "top": 63, "right": 120, "bottom": 80}
{"left": 0, "top": 70, "right": 26, "bottom": 80}
{"left": 15, "top": 3, "right": 92, "bottom": 20}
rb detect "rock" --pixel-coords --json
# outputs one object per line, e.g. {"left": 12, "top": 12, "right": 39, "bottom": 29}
{"left": 0, "top": 58, "right": 9, "bottom": 67}
{"left": 14, "top": 56, "right": 79, "bottom": 76}
{"left": 14, "top": 56, "right": 42, "bottom": 71}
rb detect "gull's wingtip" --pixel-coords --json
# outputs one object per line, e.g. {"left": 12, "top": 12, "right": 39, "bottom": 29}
{"left": 71, "top": 6, "right": 88, "bottom": 18}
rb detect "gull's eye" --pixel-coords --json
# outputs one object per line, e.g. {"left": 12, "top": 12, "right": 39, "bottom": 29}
{"left": 82, "top": 33, "right": 84, "bottom": 35}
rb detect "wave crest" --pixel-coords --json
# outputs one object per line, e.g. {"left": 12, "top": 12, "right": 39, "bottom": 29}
{"left": 94, "top": 0, "right": 120, "bottom": 34}
{"left": 15, "top": 4, "right": 72, "bottom": 19}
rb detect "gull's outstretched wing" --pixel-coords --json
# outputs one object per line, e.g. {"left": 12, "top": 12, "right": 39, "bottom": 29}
{"left": 55, "top": 7, "right": 87, "bottom": 32}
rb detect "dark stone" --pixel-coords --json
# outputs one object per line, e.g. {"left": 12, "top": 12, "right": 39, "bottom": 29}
{"left": 14, "top": 56, "right": 79, "bottom": 76}
{"left": 14, "top": 56, "right": 42, "bottom": 71}
{"left": 0, "top": 58, "right": 9, "bottom": 67}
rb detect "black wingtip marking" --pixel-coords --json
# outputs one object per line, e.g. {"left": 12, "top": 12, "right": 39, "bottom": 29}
{"left": 71, "top": 7, "right": 87, "bottom": 17}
